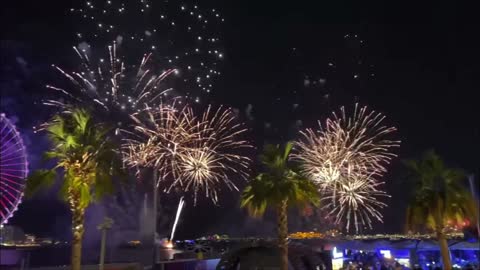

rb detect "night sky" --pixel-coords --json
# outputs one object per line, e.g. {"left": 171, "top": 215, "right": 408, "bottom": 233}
{"left": 1, "top": 0, "right": 478, "bottom": 241}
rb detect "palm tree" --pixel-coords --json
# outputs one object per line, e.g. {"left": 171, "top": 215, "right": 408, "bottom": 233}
{"left": 404, "top": 150, "right": 478, "bottom": 270}
{"left": 26, "top": 109, "right": 123, "bottom": 270}
{"left": 240, "top": 142, "right": 319, "bottom": 270}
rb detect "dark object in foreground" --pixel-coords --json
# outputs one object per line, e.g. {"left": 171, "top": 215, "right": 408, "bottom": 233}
{"left": 216, "top": 241, "right": 328, "bottom": 270}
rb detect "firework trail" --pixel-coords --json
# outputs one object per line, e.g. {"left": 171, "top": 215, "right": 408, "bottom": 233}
{"left": 122, "top": 103, "right": 252, "bottom": 205}
{"left": 293, "top": 103, "right": 399, "bottom": 232}
{"left": 70, "top": 0, "right": 224, "bottom": 100}
{"left": 170, "top": 196, "right": 185, "bottom": 241}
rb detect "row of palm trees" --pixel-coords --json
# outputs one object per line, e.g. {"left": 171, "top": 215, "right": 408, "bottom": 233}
{"left": 26, "top": 109, "right": 478, "bottom": 270}
{"left": 243, "top": 146, "right": 478, "bottom": 270}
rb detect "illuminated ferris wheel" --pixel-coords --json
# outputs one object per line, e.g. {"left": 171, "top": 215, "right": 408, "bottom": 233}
{"left": 0, "top": 113, "right": 28, "bottom": 225}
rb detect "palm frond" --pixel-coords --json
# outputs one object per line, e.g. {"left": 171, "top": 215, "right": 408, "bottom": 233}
{"left": 404, "top": 150, "right": 476, "bottom": 232}
{"left": 283, "top": 142, "right": 293, "bottom": 161}
{"left": 25, "top": 170, "right": 57, "bottom": 198}
{"left": 29, "top": 108, "right": 125, "bottom": 211}
{"left": 241, "top": 142, "right": 319, "bottom": 218}
{"left": 94, "top": 170, "right": 114, "bottom": 200}
{"left": 79, "top": 183, "right": 92, "bottom": 209}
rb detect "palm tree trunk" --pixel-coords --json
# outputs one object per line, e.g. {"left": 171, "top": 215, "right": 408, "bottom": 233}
{"left": 277, "top": 199, "right": 288, "bottom": 270}
{"left": 436, "top": 230, "right": 451, "bottom": 270}
{"left": 468, "top": 174, "right": 480, "bottom": 238}
{"left": 71, "top": 206, "right": 85, "bottom": 270}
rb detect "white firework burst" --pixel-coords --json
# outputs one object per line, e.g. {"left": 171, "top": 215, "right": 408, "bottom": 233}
{"left": 322, "top": 174, "right": 390, "bottom": 232}
{"left": 45, "top": 42, "right": 176, "bottom": 127}
{"left": 122, "top": 103, "right": 252, "bottom": 205}
{"left": 293, "top": 103, "right": 399, "bottom": 232}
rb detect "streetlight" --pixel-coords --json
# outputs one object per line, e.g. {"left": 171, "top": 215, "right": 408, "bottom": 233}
{"left": 97, "top": 217, "right": 114, "bottom": 270}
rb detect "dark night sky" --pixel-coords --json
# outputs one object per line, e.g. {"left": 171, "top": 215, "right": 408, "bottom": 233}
{"left": 1, "top": 0, "right": 478, "bottom": 240}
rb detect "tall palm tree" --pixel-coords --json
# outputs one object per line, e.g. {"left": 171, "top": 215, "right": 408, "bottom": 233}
{"left": 26, "top": 109, "right": 123, "bottom": 270}
{"left": 404, "top": 150, "right": 478, "bottom": 270}
{"left": 240, "top": 142, "right": 319, "bottom": 270}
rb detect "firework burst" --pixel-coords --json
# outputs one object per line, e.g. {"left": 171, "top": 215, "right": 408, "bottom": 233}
{"left": 322, "top": 174, "right": 390, "bottom": 232}
{"left": 122, "top": 101, "right": 196, "bottom": 179}
{"left": 175, "top": 105, "right": 252, "bottom": 204}
{"left": 122, "top": 103, "right": 251, "bottom": 205}
{"left": 45, "top": 42, "right": 177, "bottom": 126}
{"left": 294, "top": 104, "right": 399, "bottom": 185}
{"left": 292, "top": 103, "right": 399, "bottom": 232}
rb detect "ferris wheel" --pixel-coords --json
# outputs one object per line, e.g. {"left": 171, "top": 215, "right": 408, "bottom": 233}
{"left": 0, "top": 113, "right": 28, "bottom": 225}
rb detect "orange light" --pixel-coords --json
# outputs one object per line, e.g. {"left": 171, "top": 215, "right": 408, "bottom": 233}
{"left": 164, "top": 240, "right": 174, "bottom": 249}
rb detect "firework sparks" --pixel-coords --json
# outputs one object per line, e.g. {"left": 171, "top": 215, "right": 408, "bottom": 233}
{"left": 174, "top": 105, "right": 252, "bottom": 204}
{"left": 294, "top": 104, "right": 399, "bottom": 185}
{"left": 322, "top": 175, "right": 390, "bottom": 232}
{"left": 122, "top": 103, "right": 251, "bottom": 205}
{"left": 122, "top": 101, "right": 196, "bottom": 180}
{"left": 292, "top": 103, "right": 399, "bottom": 232}
{"left": 45, "top": 42, "right": 176, "bottom": 126}
{"left": 70, "top": 0, "right": 224, "bottom": 98}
